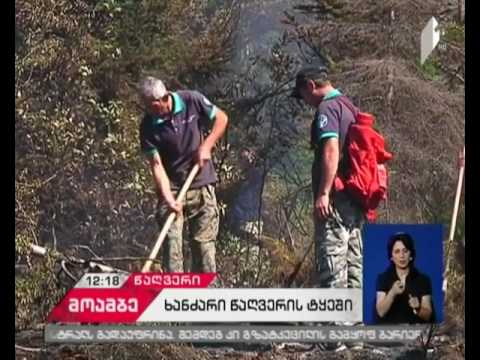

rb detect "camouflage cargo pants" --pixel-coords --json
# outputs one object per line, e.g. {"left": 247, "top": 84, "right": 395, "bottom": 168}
{"left": 314, "top": 191, "right": 365, "bottom": 289}
{"left": 156, "top": 184, "right": 219, "bottom": 273}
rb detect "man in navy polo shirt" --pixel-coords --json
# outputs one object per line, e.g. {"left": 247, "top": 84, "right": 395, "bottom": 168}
{"left": 139, "top": 76, "right": 228, "bottom": 274}
{"left": 291, "top": 66, "right": 366, "bottom": 351}
{"left": 291, "top": 66, "right": 365, "bottom": 291}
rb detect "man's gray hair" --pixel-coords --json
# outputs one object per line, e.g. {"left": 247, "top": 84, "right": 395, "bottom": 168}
{"left": 140, "top": 76, "right": 167, "bottom": 100}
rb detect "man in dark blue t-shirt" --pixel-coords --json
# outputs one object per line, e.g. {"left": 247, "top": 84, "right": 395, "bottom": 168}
{"left": 291, "top": 66, "right": 365, "bottom": 290}
{"left": 139, "top": 76, "right": 228, "bottom": 274}
{"left": 291, "top": 66, "right": 367, "bottom": 352}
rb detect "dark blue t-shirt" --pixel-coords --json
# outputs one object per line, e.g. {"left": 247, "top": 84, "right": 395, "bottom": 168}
{"left": 310, "top": 89, "right": 357, "bottom": 198}
{"left": 140, "top": 90, "right": 218, "bottom": 189}
{"left": 375, "top": 266, "right": 435, "bottom": 324}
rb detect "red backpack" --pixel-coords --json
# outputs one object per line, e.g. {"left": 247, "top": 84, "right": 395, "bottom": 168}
{"left": 334, "top": 97, "right": 393, "bottom": 221}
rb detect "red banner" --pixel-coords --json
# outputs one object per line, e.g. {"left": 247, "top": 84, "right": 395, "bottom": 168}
{"left": 47, "top": 273, "right": 216, "bottom": 323}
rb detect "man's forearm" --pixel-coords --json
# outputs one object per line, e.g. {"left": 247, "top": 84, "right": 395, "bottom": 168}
{"left": 150, "top": 154, "right": 175, "bottom": 203}
{"left": 317, "top": 138, "right": 339, "bottom": 196}
{"left": 203, "top": 109, "right": 228, "bottom": 149}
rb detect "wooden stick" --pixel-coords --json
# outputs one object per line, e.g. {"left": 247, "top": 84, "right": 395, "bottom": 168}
{"left": 141, "top": 164, "right": 200, "bottom": 273}
{"left": 443, "top": 147, "right": 465, "bottom": 295}
{"left": 285, "top": 238, "right": 315, "bottom": 288}
{"left": 30, "top": 244, "right": 128, "bottom": 273}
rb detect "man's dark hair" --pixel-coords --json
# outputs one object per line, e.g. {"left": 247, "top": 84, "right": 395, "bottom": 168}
{"left": 387, "top": 232, "right": 416, "bottom": 264}
{"left": 291, "top": 65, "right": 329, "bottom": 99}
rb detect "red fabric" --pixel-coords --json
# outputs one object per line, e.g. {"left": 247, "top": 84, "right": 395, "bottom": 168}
{"left": 335, "top": 112, "right": 393, "bottom": 221}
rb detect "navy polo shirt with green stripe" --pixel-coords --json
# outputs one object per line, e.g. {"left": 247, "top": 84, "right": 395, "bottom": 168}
{"left": 140, "top": 90, "right": 218, "bottom": 190}
{"left": 310, "top": 89, "right": 358, "bottom": 198}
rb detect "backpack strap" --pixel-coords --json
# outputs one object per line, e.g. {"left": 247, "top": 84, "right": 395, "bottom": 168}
{"left": 334, "top": 95, "right": 359, "bottom": 149}
{"left": 336, "top": 95, "right": 358, "bottom": 120}
{"left": 333, "top": 95, "right": 357, "bottom": 179}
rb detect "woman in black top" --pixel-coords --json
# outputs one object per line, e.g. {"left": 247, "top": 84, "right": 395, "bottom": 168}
{"left": 375, "top": 233, "right": 434, "bottom": 324}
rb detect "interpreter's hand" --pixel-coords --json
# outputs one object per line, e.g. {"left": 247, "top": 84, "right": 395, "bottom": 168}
{"left": 315, "top": 193, "right": 332, "bottom": 220}
{"left": 197, "top": 143, "right": 212, "bottom": 168}
{"left": 390, "top": 280, "right": 405, "bottom": 296}
{"left": 408, "top": 294, "right": 420, "bottom": 312}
